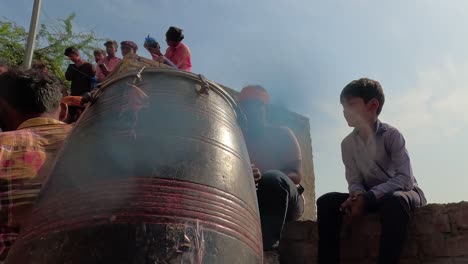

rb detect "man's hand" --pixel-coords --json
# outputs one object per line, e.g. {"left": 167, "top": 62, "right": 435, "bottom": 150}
{"left": 251, "top": 164, "right": 261, "bottom": 187}
{"left": 145, "top": 43, "right": 163, "bottom": 56}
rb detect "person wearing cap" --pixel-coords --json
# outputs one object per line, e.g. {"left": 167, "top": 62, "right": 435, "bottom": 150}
{"left": 239, "top": 85, "right": 304, "bottom": 251}
{"left": 144, "top": 36, "right": 177, "bottom": 68}
{"left": 120, "top": 41, "right": 138, "bottom": 57}
{"left": 95, "top": 40, "right": 121, "bottom": 82}
{"left": 164, "top": 26, "right": 192, "bottom": 71}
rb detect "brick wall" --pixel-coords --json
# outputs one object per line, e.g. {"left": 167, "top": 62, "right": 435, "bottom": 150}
{"left": 277, "top": 202, "right": 468, "bottom": 264}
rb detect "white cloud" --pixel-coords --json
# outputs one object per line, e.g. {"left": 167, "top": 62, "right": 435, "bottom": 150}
{"left": 384, "top": 56, "right": 468, "bottom": 142}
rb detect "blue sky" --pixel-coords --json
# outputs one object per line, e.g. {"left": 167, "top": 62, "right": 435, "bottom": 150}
{"left": 2, "top": 0, "right": 467, "bottom": 203}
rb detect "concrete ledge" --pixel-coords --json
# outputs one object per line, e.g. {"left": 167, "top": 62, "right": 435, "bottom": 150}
{"left": 278, "top": 202, "right": 468, "bottom": 264}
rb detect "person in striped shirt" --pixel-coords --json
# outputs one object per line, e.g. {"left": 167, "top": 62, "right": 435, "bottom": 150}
{"left": 0, "top": 69, "right": 72, "bottom": 262}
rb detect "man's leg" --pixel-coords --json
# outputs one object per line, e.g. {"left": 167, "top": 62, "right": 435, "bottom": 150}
{"left": 317, "top": 192, "right": 349, "bottom": 264}
{"left": 378, "top": 190, "right": 421, "bottom": 264}
{"left": 256, "top": 170, "right": 300, "bottom": 250}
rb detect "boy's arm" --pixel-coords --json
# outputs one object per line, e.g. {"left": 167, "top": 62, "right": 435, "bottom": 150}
{"left": 341, "top": 140, "right": 365, "bottom": 195}
{"left": 367, "top": 129, "right": 414, "bottom": 200}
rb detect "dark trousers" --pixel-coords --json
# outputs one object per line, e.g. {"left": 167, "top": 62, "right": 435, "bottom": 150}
{"left": 317, "top": 190, "right": 422, "bottom": 264}
{"left": 256, "top": 170, "right": 304, "bottom": 250}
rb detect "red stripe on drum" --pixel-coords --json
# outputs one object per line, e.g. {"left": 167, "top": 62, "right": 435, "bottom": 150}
{"left": 19, "top": 178, "right": 263, "bottom": 256}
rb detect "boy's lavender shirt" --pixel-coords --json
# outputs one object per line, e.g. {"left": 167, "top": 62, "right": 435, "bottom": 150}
{"left": 341, "top": 120, "right": 427, "bottom": 204}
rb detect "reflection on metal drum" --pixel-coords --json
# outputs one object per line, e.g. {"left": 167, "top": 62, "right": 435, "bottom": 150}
{"left": 6, "top": 68, "right": 262, "bottom": 264}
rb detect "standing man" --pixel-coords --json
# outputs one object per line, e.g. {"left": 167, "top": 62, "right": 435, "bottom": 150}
{"left": 120, "top": 41, "right": 138, "bottom": 57}
{"left": 164, "top": 26, "right": 192, "bottom": 71}
{"left": 64, "top": 46, "right": 94, "bottom": 96}
{"left": 95, "top": 40, "right": 121, "bottom": 82}
{"left": 239, "top": 85, "right": 304, "bottom": 251}
{"left": 0, "top": 69, "right": 72, "bottom": 261}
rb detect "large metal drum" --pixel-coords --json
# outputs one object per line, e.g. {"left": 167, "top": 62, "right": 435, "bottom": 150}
{"left": 6, "top": 68, "right": 262, "bottom": 263}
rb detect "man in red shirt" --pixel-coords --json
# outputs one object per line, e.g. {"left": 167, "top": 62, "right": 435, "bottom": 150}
{"left": 164, "top": 26, "right": 192, "bottom": 71}
{"left": 239, "top": 85, "right": 304, "bottom": 251}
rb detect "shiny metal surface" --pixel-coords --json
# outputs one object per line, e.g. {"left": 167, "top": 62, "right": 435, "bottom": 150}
{"left": 6, "top": 69, "right": 262, "bottom": 264}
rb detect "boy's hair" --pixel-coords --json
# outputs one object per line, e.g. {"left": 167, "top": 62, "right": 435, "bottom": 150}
{"left": 0, "top": 69, "right": 65, "bottom": 114}
{"left": 93, "top": 49, "right": 105, "bottom": 56}
{"left": 64, "top": 46, "right": 79, "bottom": 56}
{"left": 104, "top": 40, "right": 118, "bottom": 49}
{"left": 340, "top": 78, "right": 385, "bottom": 115}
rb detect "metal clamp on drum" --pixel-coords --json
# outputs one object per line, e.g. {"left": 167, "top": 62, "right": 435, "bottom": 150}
{"left": 196, "top": 74, "right": 210, "bottom": 95}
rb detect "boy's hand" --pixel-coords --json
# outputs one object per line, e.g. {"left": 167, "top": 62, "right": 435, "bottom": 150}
{"left": 349, "top": 194, "right": 365, "bottom": 217}
{"left": 340, "top": 197, "right": 353, "bottom": 212}
{"left": 340, "top": 191, "right": 362, "bottom": 212}
{"left": 341, "top": 192, "right": 365, "bottom": 225}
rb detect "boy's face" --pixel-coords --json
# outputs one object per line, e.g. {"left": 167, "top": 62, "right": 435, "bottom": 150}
{"left": 94, "top": 53, "right": 105, "bottom": 63}
{"left": 341, "top": 96, "right": 378, "bottom": 128}
{"left": 67, "top": 53, "right": 80, "bottom": 63}
{"left": 121, "top": 46, "right": 133, "bottom": 56}
{"left": 166, "top": 38, "right": 177, "bottom": 47}
{"left": 106, "top": 45, "right": 116, "bottom": 56}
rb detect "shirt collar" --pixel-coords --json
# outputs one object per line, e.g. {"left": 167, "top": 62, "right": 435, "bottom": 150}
{"left": 375, "top": 119, "right": 387, "bottom": 135}
{"left": 17, "top": 117, "right": 65, "bottom": 130}
{"left": 353, "top": 119, "right": 387, "bottom": 136}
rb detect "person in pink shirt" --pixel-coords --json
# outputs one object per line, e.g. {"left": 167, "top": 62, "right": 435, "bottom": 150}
{"left": 144, "top": 36, "right": 177, "bottom": 68}
{"left": 164, "top": 26, "right": 192, "bottom": 71}
{"left": 95, "top": 40, "right": 121, "bottom": 82}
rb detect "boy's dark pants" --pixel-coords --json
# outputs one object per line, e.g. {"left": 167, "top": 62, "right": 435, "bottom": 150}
{"left": 317, "top": 190, "right": 422, "bottom": 264}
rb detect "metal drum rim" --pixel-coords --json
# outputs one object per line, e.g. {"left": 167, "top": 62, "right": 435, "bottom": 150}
{"left": 96, "top": 68, "right": 239, "bottom": 116}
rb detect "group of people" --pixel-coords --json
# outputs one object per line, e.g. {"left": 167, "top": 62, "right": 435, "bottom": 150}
{"left": 0, "top": 43, "right": 426, "bottom": 263}
{"left": 64, "top": 26, "right": 192, "bottom": 97}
